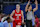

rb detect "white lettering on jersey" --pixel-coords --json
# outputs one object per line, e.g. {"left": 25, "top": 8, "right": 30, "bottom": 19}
{"left": 15, "top": 14, "right": 21, "bottom": 20}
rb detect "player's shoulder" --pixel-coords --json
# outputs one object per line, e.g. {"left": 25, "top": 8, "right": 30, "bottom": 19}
{"left": 13, "top": 10, "right": 15, "bottom": 11}
{"left": 12, "top": 10, "right": 15, "bottom": 12}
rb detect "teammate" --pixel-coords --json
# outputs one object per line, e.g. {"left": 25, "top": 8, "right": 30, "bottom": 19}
{"left": 25, "top": 0, "right": 38, "bottom": 27}
{"left": 10, "top": 4, "right": 24, "bottom": 27}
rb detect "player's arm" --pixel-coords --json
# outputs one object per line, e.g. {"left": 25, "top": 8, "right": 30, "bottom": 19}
{"left": 1, "top": 16, "right": 8, "bottom": 22}
{"left": 25, "top": 0, "right": 30, "bottom": 12}
{"left": 10, "top": 10, "right": 15, "bottom": 21}
{"left": 21, "top": 10, "right": 24, "bottom": 23}
{"left": 1, "top": 15, "right": 9, "bottom": 22}
{"left": 33, "top": 0, "right": 38, "bottom": 12}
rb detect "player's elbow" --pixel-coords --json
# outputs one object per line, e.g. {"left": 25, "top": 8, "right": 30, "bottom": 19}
{"left": 35, "top": 7, "right": 38, "bottom": 10}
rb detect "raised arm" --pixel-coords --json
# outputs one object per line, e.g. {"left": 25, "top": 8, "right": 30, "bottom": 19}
{"left": 21, "top": 10, "right": 24, "bottom": 23}
{"left": 10, "top": 10, "right": 15, "bottom": 21}
{"left": 33, "top": 0, "right": 38, "bottom": 12}
{"left": 25, "top": 0, "right": 30, "bottom": 12}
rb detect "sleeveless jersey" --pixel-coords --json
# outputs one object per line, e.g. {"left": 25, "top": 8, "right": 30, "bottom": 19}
{"left": 13, "top": 10, "right": 21, "bottom": 21}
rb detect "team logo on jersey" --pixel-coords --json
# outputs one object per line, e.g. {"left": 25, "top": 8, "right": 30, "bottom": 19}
{"left": 15, "top": 14, "right": 21, "bottom": 16}
{"left": 15, "top": 14, "right": 21, "bottom": 20}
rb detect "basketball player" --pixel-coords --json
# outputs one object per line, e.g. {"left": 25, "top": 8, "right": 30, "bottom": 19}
{"left": 10, "top": 4, "right": 24, "bottom": 27}
{"left": 25, "top": 0, "right": 38, "bottom": 27}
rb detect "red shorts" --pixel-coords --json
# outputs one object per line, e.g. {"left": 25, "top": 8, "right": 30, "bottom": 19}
{"left": 13, "top": 20, "right": 21, "bottom": 27}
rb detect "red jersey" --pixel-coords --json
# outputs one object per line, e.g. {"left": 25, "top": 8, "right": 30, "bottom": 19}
{"left": 13, "top": 10, "right": 21, "bottom": 21}
{"left": 13, "top": 10, "right": 22, "bottom": 27}
{"left": 35, "top": 18, "right": 39, "bottom": 27}
{"left": 38, "top": 22, "right": 40, "bottom": 27}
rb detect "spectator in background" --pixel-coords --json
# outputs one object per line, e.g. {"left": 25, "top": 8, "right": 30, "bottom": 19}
{"left": 1, "top": 14, "right": 10, "bottom": 22}
{"left": 35, "top": 15, "right": 39, "bottom": 27}
{"left": 3, "top": 17, "right": 11, "bottom": 27}
{"left": 1, "top": 15, "right": 8, "bottom": 22}
{"left": 0, "top": 12, "right": 3, "bottom": 27}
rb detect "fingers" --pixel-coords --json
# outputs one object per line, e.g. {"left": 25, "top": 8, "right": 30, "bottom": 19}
{"left": 28, "top": 0, "right": 30, "bottom": 4}
{"left": 35, "top": 0, "right": 38, "bottom": 4}
{"left": 28, "top": 0, "right": 30, "bottom": 2}
{"left": 29, "top": 0, "right": 30, "bottom": 2}
{"left": 35, "top": 0, "right": 37, "bottom": 2}
{"left": 35, "top": 0, "right": 37, "bottom": 1}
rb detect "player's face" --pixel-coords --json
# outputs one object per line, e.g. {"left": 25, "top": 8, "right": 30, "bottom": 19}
{"left": 29, "top": 5, "right": 32, "bottom": 10}
{"left": 16, "top": 5, "right": 20, "bottom": 10}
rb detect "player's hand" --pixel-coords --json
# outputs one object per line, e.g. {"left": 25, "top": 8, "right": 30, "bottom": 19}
{"left": 28, "top": 0, "right": 30, "bottom": 3}
{"left": 28, "top": 0, "right": 30, "bottom": 5}
{"left": 28, "top": 0, "right": 30, "bottom": 2}
{"left": 35, "top": 0, "right": 38, "bottom": 4}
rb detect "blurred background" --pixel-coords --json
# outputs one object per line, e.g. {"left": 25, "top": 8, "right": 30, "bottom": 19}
{"left": 0, "top": 0, "right": 40, "bottom": 27}
{"left": 0, "top": 0, "right": 40, "bottom": 18}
